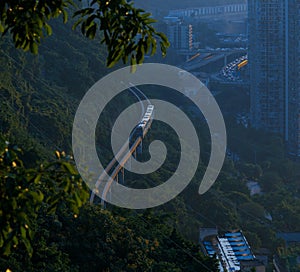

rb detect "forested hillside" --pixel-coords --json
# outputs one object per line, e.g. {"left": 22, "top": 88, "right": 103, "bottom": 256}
{"left": 0, "top": 19, "right": 108, "bottom": 160}
{"left": 0, "top": 15, "right": 219, "bottom": 272}
{"left": 1, "top": 2, "right": 300, "bottom": 271}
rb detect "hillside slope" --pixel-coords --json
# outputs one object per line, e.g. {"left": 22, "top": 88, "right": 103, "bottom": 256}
{"left": 0, "top": 21, "right": 108, "bottom": 160}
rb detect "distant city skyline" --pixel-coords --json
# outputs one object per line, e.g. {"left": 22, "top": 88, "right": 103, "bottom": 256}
{"left": 134, "top": 0, "right": 247, "bottom": 13}
{"left": 168, "top": 3, "right": 247, "bottom": 19}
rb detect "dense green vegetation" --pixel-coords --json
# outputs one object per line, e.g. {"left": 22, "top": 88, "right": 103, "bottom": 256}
{"left": 2, "top": 33, "right": 300, "bottom": 269}
{"left": 0, "top": 139, "right": 220, "bottom": 271}
{"left": 0, "top": 141, "right": 89, "bottom": 257}
{"left": 1, "top": 1, "right": 300, "bottom": 271}
{"left": 0, "top": 0, "right": 169, "bottom": 67}
{"left": 102, "top": 84, "right": 300, "bottom": 262}
{"left": 0, "top": 14, "right": 218, "bottom": 272}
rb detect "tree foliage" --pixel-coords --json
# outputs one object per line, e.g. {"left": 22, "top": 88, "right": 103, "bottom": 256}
{"left": 0, "top": 0, "right": 169, "bottom": 67}
{"left": 0, "top": 138, "right": 218, "bottom": 271}
{"left": 0, "top": 139, "right": 89, "bottom": 257}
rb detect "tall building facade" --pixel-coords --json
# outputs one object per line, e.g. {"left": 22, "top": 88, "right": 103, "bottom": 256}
{"left": 287, "top": 1, "right": 300, "bottom": 156}
{"left": 249, "top": 0, "right": 300, "bottom": 156}
{"left": 164, "top": 17, "right": 193, "bottom": 50}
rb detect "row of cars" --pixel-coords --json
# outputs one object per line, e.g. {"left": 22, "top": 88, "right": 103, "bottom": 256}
{"left": 220, "top": 55, "right": 248, "bottom": 82}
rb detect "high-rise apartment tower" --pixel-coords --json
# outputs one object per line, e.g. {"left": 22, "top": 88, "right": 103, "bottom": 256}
{"left": 249, "top": 0, "right": 300, "bottom": 156}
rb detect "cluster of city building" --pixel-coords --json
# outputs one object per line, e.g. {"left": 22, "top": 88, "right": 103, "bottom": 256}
{"left": 163, "top": 3, "right": 248, "bottom": 51}
{"left": 165, "top": 0, "right": 300, "bottom": 158}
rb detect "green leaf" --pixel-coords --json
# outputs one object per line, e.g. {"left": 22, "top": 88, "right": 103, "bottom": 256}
{"left": 20, "top": 226, "right": 26, "bottom": 239}
{"left": 0, "top": 22, "right": 4, "bottom": 33}
{"left": 74, "top": 192, "right": 82, "bottom": 207}
{"left": 61, "top": 162, "right": 77, "bottom": 175}
{"left": 44, "top": 23, "right": 52, "bottom": 35}
{"left": 11, "top": 198, "right": 17, "bottom": 210}
{"left": 34, "top": 173, "right": 42, "bottom": 184}
{"left": 130, "top": 56, "right": 137, "bottom": 73}
{"left": 160, "top": 42, "right": 167, "bottom": 57}
{"left": 151, "top": 38, "right": 157, "bottom": 56}
{"left": 0, "top": 236, "right": 3, "bottom": 248}
{"left": 159, "top": 33, "right": 169, "bottom": 44}
{"left": 62, "top": 9, "right": 68, "bottom": 23}
{"left": 86, "top": 24, "right": 97, "bottom": 39}
{"left": 29, "top": 42, "right": 38, "bottom": 55}
{"left": 22, "top": 236, "right": 33, "bottom": 257}
{"left": 3, "top": 242, "right": 11, "bottom": 256}
{"left": 22, "top": 40, "right": 30, "bottom": 51}
{"left": 29, "top": 190, "right": 44, "bottom": 203}
{"left": 72, "top": 18, "right": 83, "bottom": 30}
{"left": 144, "top": 18, "right": 157, "bottom": 24}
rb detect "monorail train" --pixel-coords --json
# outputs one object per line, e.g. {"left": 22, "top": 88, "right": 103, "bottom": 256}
{"left": 129, "top": 105, "right": 154, "bottom": 147}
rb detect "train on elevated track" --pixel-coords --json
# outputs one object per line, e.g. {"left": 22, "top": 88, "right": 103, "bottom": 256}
{"left": 130, "top": 105, "right": 154, "bottom": 146}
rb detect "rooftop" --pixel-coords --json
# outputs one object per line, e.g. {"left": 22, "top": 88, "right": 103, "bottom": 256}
{"left": 201, "top": 230, "right": 259, "bottom": 272}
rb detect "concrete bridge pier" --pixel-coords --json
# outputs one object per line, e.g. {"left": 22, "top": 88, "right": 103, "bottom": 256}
{"left": 118, "top": 168, "right": 125, "bottom": 184}
{"left": 224, "top": 55, "right": 228, "bottom": 67}
{"left": 137, "top": 140, "right": 142, "bottom": 155}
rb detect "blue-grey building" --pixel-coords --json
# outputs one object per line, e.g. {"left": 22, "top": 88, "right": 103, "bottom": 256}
{"left": 164, "top": 17, "right": 193, "bottom": 50}
{"left": 249, "top": 0, "right": 300, "bottom": 157}
{"left": 248, "top": 0, "right": 286, "bottom": 135}
{"left": 286, "top": 1, "right": 300, "bottom": 156}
